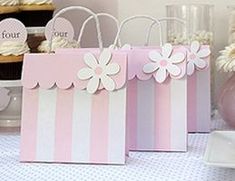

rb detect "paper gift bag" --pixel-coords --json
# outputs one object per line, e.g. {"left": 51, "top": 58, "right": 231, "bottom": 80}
{"left": 20, "top": 6, "right": 128, "bottom": 165}
{"left": 146, "top": 19, "right": 212, "bottom": 133}
{"left": 112, "top": 16, "right": 188, "bottom": 152}
{"left": 187, "top": 41, "right": 211, "bottom": 133}
{"left": 127, "top": 46, "right": 187, "bottom": 152}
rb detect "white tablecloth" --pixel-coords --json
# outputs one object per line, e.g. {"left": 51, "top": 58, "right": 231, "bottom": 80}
{"left": 0, "top": 118, "right": 235, "bottom": 181}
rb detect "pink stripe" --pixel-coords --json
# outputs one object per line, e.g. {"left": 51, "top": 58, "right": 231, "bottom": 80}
{"left": 127, "top": 79, "right": 138, "bottom": 150}
{"left": 155, "top": 79, "right": 171, "bottom": 150}
{"left": 90, "top": 90, "right": 109, "bottom": 163}
{"left": 20, "top": 88, "right": 39, "bottom": 161}
{"left": 187, "top": 74, "right": 197, "bottom": 132}
{"left": 54, "top": 88, "right": 74, "bottom": 162}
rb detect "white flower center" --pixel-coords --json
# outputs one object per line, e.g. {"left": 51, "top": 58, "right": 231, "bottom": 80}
{"left": 160, "top": 59, "right": 168, "bottom": 67}
{"left": 95, "top": 66, "right": 103, "bottom": 76}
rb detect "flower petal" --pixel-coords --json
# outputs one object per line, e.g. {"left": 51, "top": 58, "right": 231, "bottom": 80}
{"left": 197, "top": 49, "right": 211, "bottom": 58}
{"left": 154, "top": 68, "right": 167, "bottom": 83}
{"left": 87, "top": 76, "right": 100, "bottom": 94}
{"left": 162, "top": 43, "right": 173, "bottom": 58}
{"left": 77, "top": 68, "right": 94, "bottom": 80}
{"left": 104, "top": 63, "right": 120, "bottom": 75}
{"left": 101, "top": 75, "right": 116, "bottom": 91}
{"left": 143, "top": 63, "right": 159, "bottom": 74}
{"left": 195, "top": 58, "right": 207, "bottom": 69}
{"left": 167, "top": 64, "right": 181, "bottom": 76}
{"left": 149, "top": 51, "right": 162, "bottom": 62}
{"left": 191, "top": 41, "right": 200, "bottom": 53}
{"left": 229, "top": 60, "right": 235, "bottom": 69}
{"left": 187, "top": 61, "right": 195, "bottom": 76}
{"left": 99, "top": 49, "right": 112, "bottom": 66}
{"left": 84, "top": 52, "right": 98, "bottom": 69}
{"left": 170, "top": 53, "right": 185, "bottom": 64}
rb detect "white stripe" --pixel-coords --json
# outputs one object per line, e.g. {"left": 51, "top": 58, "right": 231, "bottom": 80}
{"left": 137, "top": 79, "right": 155, "bottom": 150}
{"left": 108, "top": 88, "right": 127, "bottom": 164}
{"left": 36, "top": 88, "right": 57, "bottom": 161}
{"left": 170, "top": 78, "right": 187, "bottom": 151}
{"left": 71, "top": 90, "right": 92, "bottom": 162}
{"left": 196, "top": 69, "right": 211, "bottom": 132}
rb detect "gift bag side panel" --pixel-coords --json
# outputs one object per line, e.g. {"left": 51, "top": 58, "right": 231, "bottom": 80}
{"left": 20, "top": 88, "right": 39, "bottom": 162}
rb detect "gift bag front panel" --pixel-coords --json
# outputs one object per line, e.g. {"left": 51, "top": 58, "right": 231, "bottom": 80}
{"left": 20, "top": 52, "right": 128, "bottom": 164}
{"left": 128, "top": 78, "right": 187, "bottom": 152}
{"left": 20, "top": 87, "right": 127, "bottom": 164}
{"left": 127, "top": 47, "right": 187, "bottom": 152}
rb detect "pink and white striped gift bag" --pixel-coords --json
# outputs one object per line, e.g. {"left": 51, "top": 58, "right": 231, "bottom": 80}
{"left": 187, "top": 42, "right": 211, "bottom": 133}
{"left": 127, "top": 44, "right": 188, "bottom": 152}
{"left": 20, "top": 51, "right": 128, "bottom": 165}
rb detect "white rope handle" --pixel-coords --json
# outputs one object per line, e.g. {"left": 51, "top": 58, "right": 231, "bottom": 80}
{"left": 49, "top": 6, "right": 103, "bottom": 52}
{"left": 78, "top": 13, "right": 121, "bottom": 47}
{"left": 145, "top": 17, "right": 186, "bottom": 46}
{"left": 113, "top": 15, "right": 163, "bottom": 48}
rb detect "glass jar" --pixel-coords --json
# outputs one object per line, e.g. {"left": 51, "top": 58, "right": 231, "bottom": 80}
{"left": 0, "top": 81, "right": 22, "bottom": 132}
{"left": 27, "top": 27, "right": 46, "bottom": 53}
{"left": 166, "top": 4, "right": 214, "bottom": 45}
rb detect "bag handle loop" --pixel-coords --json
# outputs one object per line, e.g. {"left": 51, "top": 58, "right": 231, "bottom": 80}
{"left": 113, "top": 15, "right": 163, "bottom": 48}
{"left": 78, "top": 13, "right": 121, "bottom": 47}
{"left": 49, "top": 6, "right": 103, "bottom": 52}
{"left": 145, "top": 17, "right": 186, "bottom": 46}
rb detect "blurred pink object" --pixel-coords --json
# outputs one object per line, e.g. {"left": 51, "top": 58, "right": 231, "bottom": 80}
{"left": 218, "top": 74, "right": 235, "bottom": 128}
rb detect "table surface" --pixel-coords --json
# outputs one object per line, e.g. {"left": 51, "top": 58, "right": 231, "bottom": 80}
{"left": 0, "top": 117, "right": 235, "bottom": 181}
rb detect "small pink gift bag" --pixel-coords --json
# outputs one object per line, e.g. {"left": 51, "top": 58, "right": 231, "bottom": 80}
{"left": 20, "top": 7, "right": 128, "bottom": 165}
{"left": 147, "top": 19, "right": 212, "bottom": 133}
{"left": 186, "top": 41, "right": 211, "bottom": 133}
{"left": 112, "top": 16, "right": 188, "bottom": 152}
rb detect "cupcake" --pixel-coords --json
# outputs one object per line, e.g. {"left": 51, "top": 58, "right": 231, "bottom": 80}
{"left": 19, "top": 0, "right": 55, "bottom": 27}
{"left": 38, "top": 37, "right": 79, "bottom": 53}
{"left": 0, "top": 0, "right": 20, "bottom": 21}
{"left": 0, "top": 41, "right": 29, "bottom": 80}
{"left": 27, "top": 27, "right": 46, "bottom": 53}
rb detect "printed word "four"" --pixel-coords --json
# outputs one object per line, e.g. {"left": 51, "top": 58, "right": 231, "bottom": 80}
{"left": 2, "top": 31, "right": 20, "bottom": 39}
{"left": 53, "top": 32, "right": 68, "bottom": 38}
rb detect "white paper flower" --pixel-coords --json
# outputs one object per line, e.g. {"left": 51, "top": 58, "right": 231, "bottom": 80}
{"left": 216, "top": 43, "right": 235, "bottom": 72}
{"left": 143, "top": 43, "right": 185, "bottom": 83}
{"left": 187, "top": 41, "right": 211, "bottom": 76}
{"left": 77, "top": 49, "right": 120, "bottom": 94}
